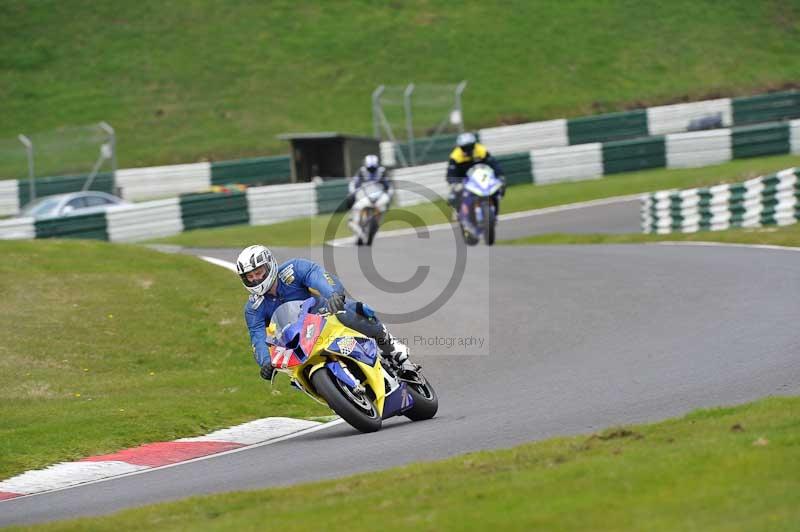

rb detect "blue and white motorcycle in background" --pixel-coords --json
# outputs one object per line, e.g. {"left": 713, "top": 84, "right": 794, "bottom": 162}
{"left": 455, "top": 163, "right": 503, "bottom": 246}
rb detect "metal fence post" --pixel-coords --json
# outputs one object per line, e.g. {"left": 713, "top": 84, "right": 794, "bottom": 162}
{"left": 454, "top": 80, "right": 468, "bottom": 134}
{"left": 404, "top": 83, "right": 416, "bottom": 166}
{"left": 18, "top": 134, "right": 34, "bottom": 202}
{"left": 82, "top": 122, "right": 116, "bottom": 192}
{"left": 372, "top": 85, "right": 384, "bottom": 140}
{"left": 100, "top": 122, "right": 116, "bottom": 175}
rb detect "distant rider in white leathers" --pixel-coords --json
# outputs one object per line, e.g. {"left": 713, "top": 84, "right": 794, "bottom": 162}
{"left": 347, "top": 155, "right": 393, "bottom": 239}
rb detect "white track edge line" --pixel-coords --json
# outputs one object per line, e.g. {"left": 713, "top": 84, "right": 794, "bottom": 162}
{"left": 200, "top": 255, "right": 238, "bottom": 271}
{"left": 1, "top": 419, "right": 345, "bottom": 503}
{"left": 650, "top": 241, "right": 800, "bottom": 252}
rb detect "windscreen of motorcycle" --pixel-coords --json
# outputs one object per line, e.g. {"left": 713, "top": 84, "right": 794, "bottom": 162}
{"left": 266, "top": 300, "right": 305, "bottom": 347}
{"left": 358, "top": 182, "right": 385, "bottom": 202}
{"left": 465, "top": 164, "right": 501, "bottom": 196}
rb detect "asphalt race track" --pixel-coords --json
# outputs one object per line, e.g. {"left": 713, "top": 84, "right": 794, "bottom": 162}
{"left": 3, "top": 198, "right": 799, "bottom": 526}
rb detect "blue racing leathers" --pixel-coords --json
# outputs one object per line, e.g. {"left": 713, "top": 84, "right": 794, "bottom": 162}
{"left": 244, "top": 258, "right": 385, "bottom": 368}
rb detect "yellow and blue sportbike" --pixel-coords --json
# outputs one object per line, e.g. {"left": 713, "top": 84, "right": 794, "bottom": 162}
{"left": 266, "top": 297, "right": 438, "bottom": 433}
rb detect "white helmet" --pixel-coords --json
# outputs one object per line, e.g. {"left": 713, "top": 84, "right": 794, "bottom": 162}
{"left": 235, "top": 245, "right": 278, "bottom": 297}
{"left": 456, "top": 132, "right": 477, "bottom": 150}
{"left": 364, "top": 154, "right": 380, "bottom": 172}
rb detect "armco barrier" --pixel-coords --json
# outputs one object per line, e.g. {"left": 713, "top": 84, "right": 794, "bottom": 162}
{"left": 732, "top": 91, "right": 800, "bottom": 125}
{"left": 179, "top": 191, "right": 249, "bottom": 231}
{"left": 531, "top": 143, "right": 603, "bottom": 184}
{"left": 116, "top": 163, "right": 211, "bottom": 202}
{"left": 247, "top": 183, "right": 316, "bottom": 225}
{"left": 211, "top": 156, "right": 291, "bottom": 188}
{"left": 641, "top": 167, "right": 799, "bottom": 233}
{"left": 665, "top": 129, "right": 732, "bottom": 168}
{"left": 478, "top": 119, "right": 568, "bottom": 155}
{"left": 567, "top": 109, "right": 648, "bottom": 145}
{"left": 315, "top": 179, "right": 350, "bottom": 214}
{"left": 381, "top": 91, "right": 799, "bottom": 160}
{"left": 106, "top": 199, "right": 183, "bottom": 243}
{"left": 18, "top": 172, "right": 115, "bottom": 209}
{"left": 0, "top": 217, "right": 35, "bottom": 240}
{"left": 731, "top": 122, "right": 790, "bottom": 159}
{"left": 495, "top": 152, "right": 533, "bottom": 186}
{"left": 35, "top": 212, "right": 108, "bottom": 240}
{"left": 477, "top": 91, "right": 796, "bottom": 156}
{"left": 646, "top": 98, "right": 732, "bottom": 136}
{"left": 602, "top": 136, "right": 666, "bottom": 175}
{"left": 0, "top": 156, "right": 288, "bottom": 216}
{"left": 0, "top": 180, "right": 19, "bottom": 217}
{"left": 792, "top": 119, "right": 800, "bottom": 154}
{"left": 392, "top": 162, "right": 449, "bottom": 207}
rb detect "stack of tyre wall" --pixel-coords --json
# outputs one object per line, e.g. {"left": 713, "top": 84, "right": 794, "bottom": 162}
{"left": 641, "top": 167, "right": 800, "bottom": 234}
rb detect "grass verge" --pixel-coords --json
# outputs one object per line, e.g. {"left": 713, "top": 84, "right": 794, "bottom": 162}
{"left": 14, "top": 396, "right": 800, "bottom": 531}
{"left": 0, "top": 241, "right": 329, "bottom": 480}
{"left": 150, "top": 154, "right": 800, "bottom": 248}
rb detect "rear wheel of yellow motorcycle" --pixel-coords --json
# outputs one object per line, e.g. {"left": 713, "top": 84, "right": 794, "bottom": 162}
{"left": 404, "top": 373, "right": 438, "bottom": 421}
{"left": 311, "top": 368, "right": 382, "bottom": 433}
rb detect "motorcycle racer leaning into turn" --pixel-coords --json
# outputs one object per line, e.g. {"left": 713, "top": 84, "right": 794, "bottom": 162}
{"left": 236, "top": 245, "right": 415, "bottom": 381}
{"left": 446, "top": 132, "right": 506, "bottom": 210}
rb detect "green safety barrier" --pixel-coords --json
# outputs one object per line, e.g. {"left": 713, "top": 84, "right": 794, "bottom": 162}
{"left": 731, "top": 122, "right": 791, "bottom": 159}
{"left": 315, "top": 178, "right": 349, "bottom": 214}
{"left": 179, "top": 191, "right": 249, "bottom": 231}
{"left": 210, "top": 156, "right": 291, "bottom": 187}
{"left": 567, "top": 109, "right": 648, "bottom": 145}
{"left": 34, "top": 212, "right": 109, "bottom": 240}
{"left": 495, "top": 152, "right": 533, "bottom": 186}
{"left": 732, "top": 91, "right": 800, "bottom": 126}
{"left": 602, "top": 136, "right": 666, "bottom": 175}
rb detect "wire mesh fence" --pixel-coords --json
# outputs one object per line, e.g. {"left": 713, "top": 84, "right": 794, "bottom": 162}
{"left": 0, "top": 124, "right": 112, "bottom": 181}
{"left": 373, "top": 82, "right": 466, "bottom": 166}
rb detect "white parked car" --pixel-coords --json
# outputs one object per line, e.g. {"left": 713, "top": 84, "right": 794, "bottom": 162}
{"left": 18, "top": 191, "right": 128, "bottom": 220}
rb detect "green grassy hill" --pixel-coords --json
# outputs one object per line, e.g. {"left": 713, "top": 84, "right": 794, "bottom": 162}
{"left": 1, "top": 0, "right": 799, "bottom": 175}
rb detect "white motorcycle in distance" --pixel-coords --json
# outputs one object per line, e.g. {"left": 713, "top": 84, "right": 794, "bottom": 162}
{"left": 348, "top": 181, "right": 391, "bottom": 246}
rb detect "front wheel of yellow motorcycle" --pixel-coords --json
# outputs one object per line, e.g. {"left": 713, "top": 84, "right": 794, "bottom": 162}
{"left": 403, "top": 374, "right": 439, "bottom": 421}
{"left": 311, "top": 368, "right": 382, "bottom": 433}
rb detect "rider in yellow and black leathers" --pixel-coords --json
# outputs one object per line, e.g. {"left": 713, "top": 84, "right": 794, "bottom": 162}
{"left": 446, "top": 132, "right": 506, "bottom": 210}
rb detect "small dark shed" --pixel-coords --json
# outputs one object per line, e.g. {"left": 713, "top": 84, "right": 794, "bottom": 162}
{"left": 278, "top": 132, "right": 380, "bottom": 182}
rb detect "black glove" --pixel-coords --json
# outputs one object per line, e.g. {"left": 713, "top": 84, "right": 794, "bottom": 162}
{"left": 345, "top": 193, "right": 355, "bottom": 209}
{"left": 325, "top": 293, "right": 346, "bottom": 314}
{"left": 498, "top": 176, "right": 507, "bottom": 197}
{"left": 260, "top": 362, "right": 275, "bottom": 381}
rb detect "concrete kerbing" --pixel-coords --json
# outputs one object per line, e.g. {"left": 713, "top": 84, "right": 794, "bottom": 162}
{"left": 0, "top": 418, "right": 343, "bottom": 502}
{"left": 0, "top": 250, "right": 344, "bottom": 503}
